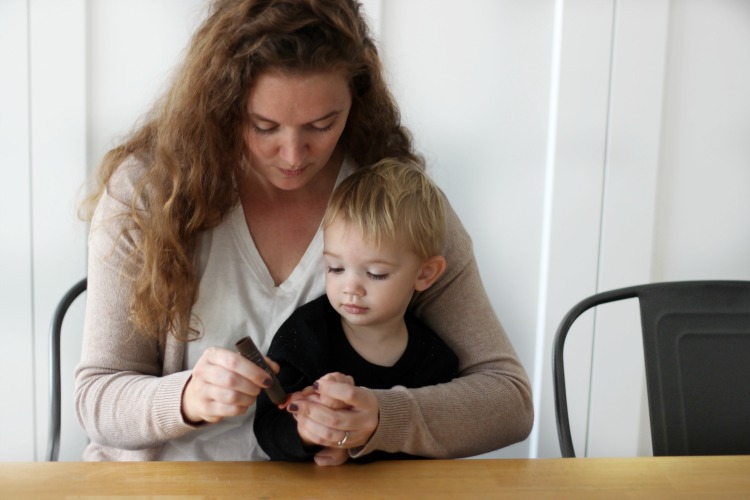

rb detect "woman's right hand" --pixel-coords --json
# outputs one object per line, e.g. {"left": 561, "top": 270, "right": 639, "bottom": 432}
{"left": 181, "top": 346, "right": 279, "bottom": 424}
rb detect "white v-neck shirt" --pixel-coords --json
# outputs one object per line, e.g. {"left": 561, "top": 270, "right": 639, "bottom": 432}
{"left": 158, "top": 157, "right": 354, "bottom": 461}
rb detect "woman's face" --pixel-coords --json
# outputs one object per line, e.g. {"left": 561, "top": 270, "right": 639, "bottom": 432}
{"left": 243, "top": 69, "right": 352, "bottom": 192}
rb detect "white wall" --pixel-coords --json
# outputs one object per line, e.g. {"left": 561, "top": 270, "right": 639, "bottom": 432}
{"left": 0, "top": 0, "right": 204, "bottom": 461}
{"left": 1, "top": 0, "right": 35, "bottom": 462}
{"left": 1, "top": 0, "right": 89, "bottom": 461}
{"left": 1, "top": 0, "right": 749, "bottom": 461}
{"left": 654, "top": 0, "right": 750, "bottom": 282}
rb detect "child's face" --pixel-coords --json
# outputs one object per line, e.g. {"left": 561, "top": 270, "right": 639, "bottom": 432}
{"left": 323, "top": 216, "right": 425, "bottom": 330}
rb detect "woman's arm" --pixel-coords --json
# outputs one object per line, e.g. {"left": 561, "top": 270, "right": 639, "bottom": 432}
{"left": 365, "top": 202, "right": 533, "bottom": 457}
{"left": 75, "top": 159, "right": 270, "bottom": 451}
{"left": 74, "top": 164, "right": 199, "bottom": 450}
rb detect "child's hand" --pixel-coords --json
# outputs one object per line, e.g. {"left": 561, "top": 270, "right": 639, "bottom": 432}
{"left": 284, "top": 372, "right": 354, "bottom": 410}
{"left": 314, "top": 446, "right": 350, "bottom": 466}
{"left": 314, "top": 372, "right": 354, "bottom": 409}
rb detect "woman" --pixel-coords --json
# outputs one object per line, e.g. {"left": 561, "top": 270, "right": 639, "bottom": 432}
{"left": 76, "top": 0, "right": 533, "bottom": 461}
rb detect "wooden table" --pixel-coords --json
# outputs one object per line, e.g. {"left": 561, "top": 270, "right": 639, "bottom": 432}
{"left": 1, "top": 456, "right": 749, "bottom": 499}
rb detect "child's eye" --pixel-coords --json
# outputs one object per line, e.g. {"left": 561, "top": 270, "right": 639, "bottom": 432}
{"left": 367, "top": 272, "right": 388, "bottom": 280}
{"left": 327, "top": 266, "right": 344, "bottom": 274}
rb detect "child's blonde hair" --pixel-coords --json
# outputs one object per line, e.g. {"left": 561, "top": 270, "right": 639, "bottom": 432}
{"left": 323, "top": 158, "right": 446, "bottom": 259}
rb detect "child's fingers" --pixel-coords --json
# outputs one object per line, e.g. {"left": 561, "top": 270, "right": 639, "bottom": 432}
{"left": 317, "top": 372, "right": 355, "bottom": 386}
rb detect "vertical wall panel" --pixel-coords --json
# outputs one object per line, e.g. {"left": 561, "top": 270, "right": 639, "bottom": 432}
{"left": 0, "top": 0, "right": 35, "bottom": 461}
{"left": 360, "top": 0, "right": 382, "bottom": 40}
{"left": 533, "top": 0, "right": 616, "bottom": 458}
{"left": 380, "top": 0, "right": 557, "bottom": 458}
{"left": 29, "top": 0, "right": 88, "bottom": 461}
{"left": 654, "top": 0, "right": 750, "bottom": 282}
{"left": 587, "top": 0, "right": 670, "bottom": 457}
{"left": 87, "top": 0, "right": 206, "bottom": 171}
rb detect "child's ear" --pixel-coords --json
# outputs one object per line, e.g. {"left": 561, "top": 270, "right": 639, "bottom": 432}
{"left": 414, "top": 255, "right": 447, "bottom": 292}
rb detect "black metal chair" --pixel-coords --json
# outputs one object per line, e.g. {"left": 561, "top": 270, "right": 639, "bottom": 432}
{"left": 46, "top": 278, "right": 87, "bottom": 462}
{"left": 553, "top": 280, "right": 750, "bottom": 457}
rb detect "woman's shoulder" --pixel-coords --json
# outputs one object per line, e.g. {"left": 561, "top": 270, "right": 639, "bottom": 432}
{"left": 441, "top": 194, "right": 474, "bottom": 270}
{"left": 105, "top": 155, "right": 151, "bottom": 210}
{"left": 88, "top": 156, "right": 149, "bottom": 273}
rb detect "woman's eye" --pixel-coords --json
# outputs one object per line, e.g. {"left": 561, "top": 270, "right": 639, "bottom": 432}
{"left": 252, "top": 124, "right": 276, "bottom": 135}
{"left": 367, "top": 272, "right": 388, "bottom": 281}
{"left": 327, "top": 266, "right": 344, "bottom": 274}
{"left": 311, "top": 123, "right": 334, "bottom": 133}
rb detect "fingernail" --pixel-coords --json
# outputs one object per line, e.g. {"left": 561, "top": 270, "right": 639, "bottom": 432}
{"left": 288, "top": 403, "right": 298, "bottom": 412}
{"left": 262, "top": 377, "right": 273, "bottom": 388}
{"left": 313, "top": 381, "right": 320, "bottom": 391}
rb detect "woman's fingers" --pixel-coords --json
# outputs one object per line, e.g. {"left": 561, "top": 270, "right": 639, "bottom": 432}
{"left": 288, "top": 382, "right": 379, "bottom": 449}
{"left": 293, "top": 409, "right": 362, "bottom": 448}
{"left": 264, "top": 355, "right": 281, "bottom": 375}
{"left": 181, "top": 346, "right": 273, "bottom": 424}
{"left": 279, "top": 386, "right": 316, "bottom": 410}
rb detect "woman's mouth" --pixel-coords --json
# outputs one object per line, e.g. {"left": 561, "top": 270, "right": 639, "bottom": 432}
{"left": 279, "top": 166, "right": 307, "bottom": 177}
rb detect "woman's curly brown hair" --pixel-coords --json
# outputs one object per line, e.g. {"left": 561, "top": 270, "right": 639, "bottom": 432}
{"left": 81, "top": 0, "right": 421, "bottom": 341}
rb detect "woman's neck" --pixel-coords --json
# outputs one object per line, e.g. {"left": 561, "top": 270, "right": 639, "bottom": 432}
{"left": 240, "top": 148, "right": 343, "bottom": 207}
{"left": 237, "top": 150, "right": 343, "bottom": 286}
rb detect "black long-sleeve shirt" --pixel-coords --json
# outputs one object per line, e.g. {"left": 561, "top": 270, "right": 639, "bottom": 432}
{"left": 253, "top": 294, "right": 458, "bottom": 462}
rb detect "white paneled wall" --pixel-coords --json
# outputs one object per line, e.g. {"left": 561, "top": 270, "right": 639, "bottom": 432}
{"left": 1, "top": 0, "right": 35, "bottom": 462}
{"left": 380, "top": 1, "right": 557, "bottom": 458}
{"left": 654, "top": 0, "right": 750, "bottom": 281}
{"left": 0, "top": 0, "right": 203, "bottom": 461}
{"left": 1, "top": 0, "right": 749, "bottom": 461}
{"left": 87, "top": 0, "right": 207, "bottom": 170}
{"left": 28, "top": 0, "right": 89, "bottom": 462}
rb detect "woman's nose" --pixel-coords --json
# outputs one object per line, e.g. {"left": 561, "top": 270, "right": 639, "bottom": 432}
{"left": 278, "top": 131, "right": 307, "bottom": 167}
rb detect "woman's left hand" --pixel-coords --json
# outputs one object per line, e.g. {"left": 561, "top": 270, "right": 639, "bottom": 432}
{"left": 287, "top": 374, "right": 379, "bottom": 451}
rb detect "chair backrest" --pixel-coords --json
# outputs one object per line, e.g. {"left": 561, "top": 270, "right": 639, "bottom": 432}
{"left": 553, "top": 280, "right": 750, "bottom": 457}
{"left": 47, "top": 278, "right": 87, "bottom": 462}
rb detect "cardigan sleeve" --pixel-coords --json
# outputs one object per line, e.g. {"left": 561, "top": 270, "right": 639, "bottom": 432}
{"left": 350, "top": 200, "right": 534, "bottom": 459}
{"left": 74, "top": 158, "right": 199, "bottom": 453}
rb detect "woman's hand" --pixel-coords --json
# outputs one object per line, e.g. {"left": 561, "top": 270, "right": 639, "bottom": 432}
{"left": 181, "top": 346, "right": 279, "bottom": 424}
{"left": 288, "top": 373, "right": 379, "bottom": 453}
{"left": 297, "top": 373, "right": 355, "bottom": 466}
